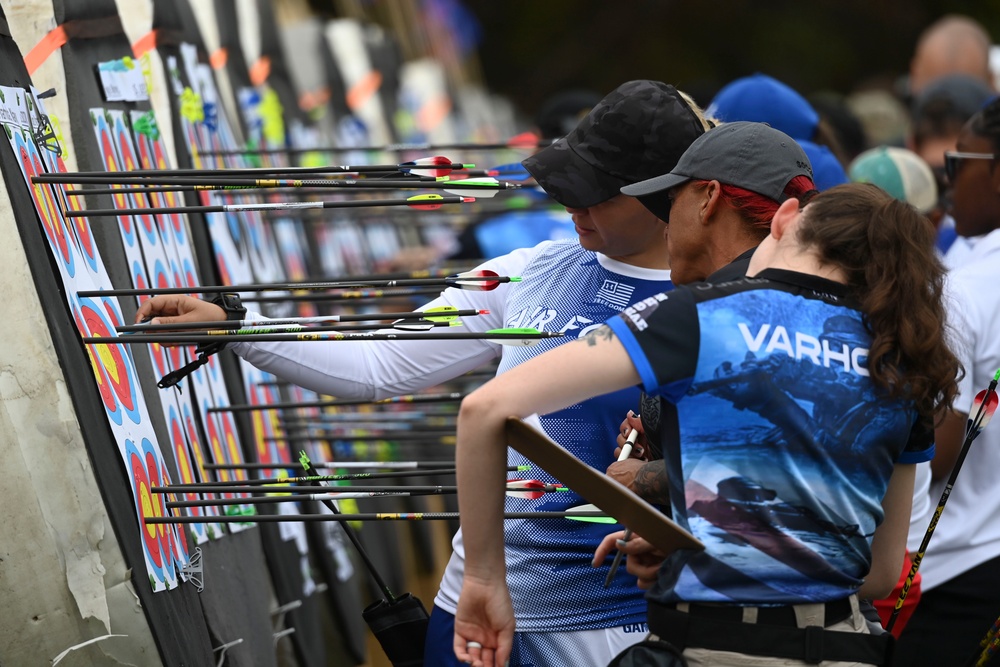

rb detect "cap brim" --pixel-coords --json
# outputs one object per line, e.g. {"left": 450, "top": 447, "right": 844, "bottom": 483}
{"left": 522, "top": 139, "right": 629, "bottom": 208}
{"left": 620, "top": 171, "right": 690, "bottom": 197}
{"left": 635, "top": 192, "right": 673, "bottom": 223}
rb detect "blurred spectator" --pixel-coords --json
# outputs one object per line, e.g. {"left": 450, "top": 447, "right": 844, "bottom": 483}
{"left": 849, "top": 145, "right": 938, "bottom": 215}
{"left": 909, "top": 15, "right": 995, "bottom": 98}
{"left": 448, "top": 88, "right": 602, "bottom": 261}
{"left": 533, "top": 88, "right": 602, "bottom": 140}
{"left": 706, "top": 73, "right": 849, "bottom": 190}
{"left": 809, "top": 90, "right": 869, "bottom": 162}
{"left": 845, "top": 89, "right": 910, "bottom": 148}
{"left": 907, "top": 74, "right": 996, "bottom": 226}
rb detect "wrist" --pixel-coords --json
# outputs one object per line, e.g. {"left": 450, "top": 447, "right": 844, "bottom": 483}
{"left": 210, "top": 292, "right": 246, "bottom": 321}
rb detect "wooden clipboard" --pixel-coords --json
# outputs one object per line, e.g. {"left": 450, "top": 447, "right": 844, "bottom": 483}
{"left": 505, "top": 417, "right": 704, "bottom": 555}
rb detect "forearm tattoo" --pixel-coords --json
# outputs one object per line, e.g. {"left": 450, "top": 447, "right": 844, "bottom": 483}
{"left": 631, "top": 460, "right": 670, "bottom": 504}
{"left": 582, "top": 325, "right": 616, "bottom": 347}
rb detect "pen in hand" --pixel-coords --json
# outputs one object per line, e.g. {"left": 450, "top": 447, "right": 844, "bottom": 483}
{"left": 603, "top": 428, "right": 639, "bottom": 588}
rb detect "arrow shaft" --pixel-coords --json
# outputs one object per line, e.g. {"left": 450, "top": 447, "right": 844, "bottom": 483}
{"left": 31, "top": 162, "right": 468, "bottom": 181}
{"left": 202, "top": 462, "right": 515, "bottom": 471}
{"left": 81, "top": 331, "right": 554, "bottom": 344}
{"left": 240, "top": 287, "right": 445, "bottom": 303}
{"left": 146, "top": 511, "right": 606, "bottom": 524}
{"left": 205, "top": 392, "right": 463, "bottom": 414}
{"left": 63, "top": 195, "right": 472, "bottom": 218}
{"left": 167, "top": 484, "right": 559, "bottom": 507}
{"left": 56, "top": 177, "right": 500, "bottom": 190}
{"left": 196, "top": 140, "right": 554, "bottom": 155}
{"left": 885, "top": 381, "right": 999, "bottom": 632}
{"left": 167, "top": 465, "right": 466, "bottom": 484}
{"left": 80, "top": 275, "right": 507, "bottom": 297}
{"left": 116, "top": 309, "right": 483, "bottom": 332}
{"left": 264, "top": 433, "right": 454, "bottom": 443}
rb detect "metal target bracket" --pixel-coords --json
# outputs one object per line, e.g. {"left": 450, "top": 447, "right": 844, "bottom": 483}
{"left": 181, "top": 546, "right": 204, "bottom": 593}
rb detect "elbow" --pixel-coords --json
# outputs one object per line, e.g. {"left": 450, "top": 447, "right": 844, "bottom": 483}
{"left": 458, "top": 390, "right": 494, "bottom": 426}
{"left": 859, "top": 556, "right": 905, "bottom": 602}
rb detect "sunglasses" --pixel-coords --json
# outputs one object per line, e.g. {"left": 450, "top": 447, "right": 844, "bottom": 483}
{"left": 944, "top": 151, "right": 997, "bottom": 182}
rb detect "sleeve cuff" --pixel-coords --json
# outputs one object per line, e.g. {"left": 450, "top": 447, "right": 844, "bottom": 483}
{"left": 605, "top": 316, "right": 659, "bottom": 393}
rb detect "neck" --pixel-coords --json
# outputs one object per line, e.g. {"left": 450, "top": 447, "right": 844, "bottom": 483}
{"left": 751, "top": 243, "right": 848, "bottom": 283}
{"left": 607, "top": 239, "right": 672, "bottom": 270}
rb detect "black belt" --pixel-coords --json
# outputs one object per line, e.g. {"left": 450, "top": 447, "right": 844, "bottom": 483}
{"left": 664, "top": 596, "right": 853, "bottom": 627}
{"left": 648, "top": 600, "right": 894, "bottom": 665}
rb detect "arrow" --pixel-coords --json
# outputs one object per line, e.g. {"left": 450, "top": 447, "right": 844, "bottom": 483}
{"left": 971, "top": 614, "right": 1000, "bottom": 666}
{"left": 61, "top": 193, "right": 476, "bottom": 218}
{"left": 145, "top": 510, "right": 608, "bottom": 524}
{"left": 79, "top": 270, "right": 517, "bottom": 297}
{"left": 562, "top": 503, "right": 620, "bottom": 524}
{"left": 115, "top": 306, "right": 490, "bottom": 333}
{"left": 885, "top": 369, "right": 1000, "bottom": 633}
{"left": 54, "top": 175, "right": 518, "bottom": 197}
{"left": 81, "top": 327, "right": 562, "bottom": 347}
{"left": 194, "top": 134, "right": 554, "bottom": 157}
{"left": 275, "top": 421, "right": 456, "bottom": 435}
{"left": 155, "top": 465, "right": 479, "bottom": 488}
{"left": 30, "top": 156, "right": 473, "bottom": 181}
{"left": 118, "top": 320, "right": 461, "bottom": 337}
{"left": 120, "top": 319, "right": 460, "bottom": 336}
{"left": 203, "top": 462, "right": 528, "bottom": 472}
{"left": 486, "top": 162, "right": 533, "bottom": 181}
{"left": 163, "top": 480, "right": 567, "bottom": 507}
{"left": 263, "top": 432, "right": 456, "bottom": 444}
{"left": 62, "top": 174, "right": 440, "bottom": 196}
{"left": 206, "top": 391, "right": 464, "bottom": 414}
{"left": 241, "top": 287, "right": 446, "bottom": 304}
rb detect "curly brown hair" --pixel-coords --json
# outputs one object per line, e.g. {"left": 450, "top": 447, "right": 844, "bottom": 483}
{"left": 797, "top": 182, "right": 961, "bottom": 422}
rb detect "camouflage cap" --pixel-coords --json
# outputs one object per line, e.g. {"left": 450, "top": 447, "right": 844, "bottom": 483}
{"left": 621, "top": 121, "right": 814, "bottom": 204}
{"left": 522, "top": 80, "right": 706, "bottom": 209}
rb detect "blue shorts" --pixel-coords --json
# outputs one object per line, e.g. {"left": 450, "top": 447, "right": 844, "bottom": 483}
{"left": 424, "top": 605, "right": 646, "bottom": 666}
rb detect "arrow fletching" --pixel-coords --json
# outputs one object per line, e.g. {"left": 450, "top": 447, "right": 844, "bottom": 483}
{"left": 407, "top": 193, "right": 476, "bottom": 210}
{"left": 391, "top": 320, "right": 461, "bottom": 332}
{"left": 563, "top": 503, "right": 617, "bottom": 524}
{"left": 504, "top": 478, "right": 567, "bottom": 500}
{"left": 445, "top": 269, "right": 524, "bottom": 291}
{"left": 441, "top": 177, "right": 519, "bottom": 198}
{"left": 420, "top": 306, "right": 490, "bottom": 323}
{"left": 506, "top": 131, "right": 543, "bottom": 149}
{"left": 483, "top": 327, "right": 557, "bottom": 347}
{"left": 486, "top": 162, "right": 532, "bottom": 181}
{"left": 400, "top": 156, "right": 473, "bottom": 178}
{"left": 968, "top": 388, "right": 999, "bottom": 438}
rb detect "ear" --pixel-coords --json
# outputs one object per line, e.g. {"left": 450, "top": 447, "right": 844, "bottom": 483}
{"left": 770, "top": 198, "right": 802, "bottom": 240}
{"left": 699, "top": 180, "right": 722, "bottom": 223}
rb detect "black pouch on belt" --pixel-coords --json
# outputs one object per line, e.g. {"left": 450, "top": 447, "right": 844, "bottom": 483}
{"left": 362, "top": 593, "right": 430, "bottom": 667}
{"left": 608, "top": 639, "right": 689, "bottom": 667}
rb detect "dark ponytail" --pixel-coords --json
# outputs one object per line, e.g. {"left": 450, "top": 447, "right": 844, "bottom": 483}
{"left": 797, "top": 183, "right": 960, "bottom": 422}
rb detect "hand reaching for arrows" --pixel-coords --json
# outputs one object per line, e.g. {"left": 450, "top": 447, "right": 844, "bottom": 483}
{"left": 135, "top": 294, "right": 226, "bottom": 327}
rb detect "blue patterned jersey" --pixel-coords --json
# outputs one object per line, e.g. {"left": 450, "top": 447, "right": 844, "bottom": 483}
{"left": 494, "top": 239, "right": 673, "bottom": 631}
{"left": 607, "top": 269, "right": 933, "bottom": 605}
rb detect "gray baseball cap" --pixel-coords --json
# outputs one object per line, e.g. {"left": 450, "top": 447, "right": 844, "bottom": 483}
{"left": 523, "top": 80, "right": 707, "bottom": 208}
{"left": 621, "top": 121, "right": 814, "bottom": 205}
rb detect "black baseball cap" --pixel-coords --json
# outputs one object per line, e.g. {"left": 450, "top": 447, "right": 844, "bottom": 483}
{"left": 621, "top": 121, "right": 814, "bottom": 215}
{"left": 523, "top": 80, "right": 707, "bottom": 209}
